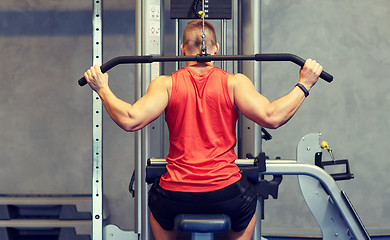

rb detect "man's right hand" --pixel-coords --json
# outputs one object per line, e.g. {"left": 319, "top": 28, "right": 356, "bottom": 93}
{"left": 84, "top": 65, "right": 109, "bottom": 93}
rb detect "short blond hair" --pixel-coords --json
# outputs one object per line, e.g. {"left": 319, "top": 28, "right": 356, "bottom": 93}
{"left": 182, "top": 20, "right": 217, "bottom": 54}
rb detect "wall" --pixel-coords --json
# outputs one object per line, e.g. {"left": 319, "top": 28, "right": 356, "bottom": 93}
{"left": 260, "top": 0, "right": 390, "bottom": 235}
{"left": 0, "top": 0, "right": 138, "bottom": 231}
{"left": 0, "top": 0, "right": 389, "bottom": 237}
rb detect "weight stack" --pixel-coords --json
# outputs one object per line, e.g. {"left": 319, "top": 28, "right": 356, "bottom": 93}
{"left": 0, "top": 194, "right": 92, "bottom": 240}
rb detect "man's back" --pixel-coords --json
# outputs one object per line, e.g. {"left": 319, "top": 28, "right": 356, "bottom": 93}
{"left": 160, "top": 66, "right": 241, "bottom": 192}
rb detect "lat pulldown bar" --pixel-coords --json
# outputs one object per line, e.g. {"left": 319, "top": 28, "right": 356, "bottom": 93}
{"left": 78, "top": 53, "right": 333, "bottom": 86}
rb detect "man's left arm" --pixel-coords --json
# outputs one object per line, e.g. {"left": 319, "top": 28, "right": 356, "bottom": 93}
{"left": 232, "top": 59, "right": 322, "bottom": 129}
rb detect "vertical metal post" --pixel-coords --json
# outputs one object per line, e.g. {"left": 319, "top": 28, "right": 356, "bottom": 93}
{"left": 238, "top": 0, "right": 262, "bottom": 158}
{"left": 134, "top": 0, "right": 143, "bottom": 235}
{"left": 175, "top": 19, "right": 180, "bottom": 71}
{"left": 140, "top": 0, "right": 151, "bottom": 232}
{"left": 92, "top": 0, "right": 103, "bottom": 240}
{"left": 137, "top": 1, "right": 162, "bottom": 240}
{"left": 221, "top": 19, "right": 227, "bottom": 70}
{"left": 232, "top": 0, "right": 239, "bottom": 73}
{"left": 239, "top": 1, "right": 263, "bottom": 240}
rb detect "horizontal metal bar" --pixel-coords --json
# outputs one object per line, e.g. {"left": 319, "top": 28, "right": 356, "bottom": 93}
{"left": 0, "top": 220, "right": 92, "bottom": 228}
{"left": 78, "top": 53, "right": 333, "bottom": 86}
{"left": 0, "top": 195, "right": 91, "bottom": 205}
{"left": 148, "top": 159, "right": 342, "bottom": 198}
{"left": 148, "top": 158, "right": 259, "bottom": 167}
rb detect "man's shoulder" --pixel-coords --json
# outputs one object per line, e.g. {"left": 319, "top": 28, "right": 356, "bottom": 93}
{"left": 228, "top": 72, "right": 250, "bottom": 83}
{"left": 227, "top": 73, "right": 254, "bottom": 94}
{"left": 151, "top": 75, "right": 172, "bottom": 89}
{"left": 154, "top": 75, "right": 172, "bottom": 82}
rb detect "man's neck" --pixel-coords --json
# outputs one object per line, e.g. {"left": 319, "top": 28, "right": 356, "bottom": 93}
{"left": 186, "top": 62, "right": 214, "bottom": 75}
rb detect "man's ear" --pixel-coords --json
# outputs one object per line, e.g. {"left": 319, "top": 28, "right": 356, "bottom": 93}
{"left": 213, "top": 43, "right": 219, "bottom": 55}
{"left": 181, "top": 44, "right": 186, "bottom": 56}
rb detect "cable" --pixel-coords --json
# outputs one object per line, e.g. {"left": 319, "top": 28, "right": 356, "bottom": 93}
{"left": 194, "top": 0, "right": 208, "bottom": 56}
{"left": 201, "top": 0, "right": 208, "bottom": 55}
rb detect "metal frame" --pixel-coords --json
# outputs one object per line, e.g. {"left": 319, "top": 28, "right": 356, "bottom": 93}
{"left": 263, "top": 133, "right": 370, "bottom": 239}
{"left": 238, "top": 1, "right": 263, "bottom": 239}
{"left": 88, "top": 2, "right": 347, "bottom": 240}
{"left": 91, "top": 0, "right": 103, "bottom": 239}
{"left": 148, "top": 133, "right": 371, "bottom": 240}
{"left": 140, "top": 1, "right": 163, "bottom": 240}
{"left": 89, "top": 1, "right": 269, "bottom": 239}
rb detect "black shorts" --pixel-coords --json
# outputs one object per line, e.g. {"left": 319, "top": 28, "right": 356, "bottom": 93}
{"left": 148, "top": 176, "right": 257, "bottom": 232}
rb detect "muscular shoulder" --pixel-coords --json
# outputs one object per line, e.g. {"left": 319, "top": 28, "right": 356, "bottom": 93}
{"left": 148, "top": 75, "right": 172, "bottom": 101}
{"left": 226, "top": 73, "right": 246, "bottom": 104}
{"left": 228, "top": 73, "right": 251, "bottom": 82}
{"left": 152, "top": 75, "right": 172, "bottom": 84}
{"left": 149, "top": 75, "right": 172, "bottom": 90}
{"left": 228, "top": 73, "right": 253, "bottom": 92}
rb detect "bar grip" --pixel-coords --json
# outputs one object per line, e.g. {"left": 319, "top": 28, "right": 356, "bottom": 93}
{"left": 78, "top": 53, "right": 333, "bottom": 86}
{"left": 254, "top": 54, "right": 333, "bottom": 83}
{"left": 78, "top": 76, "right": 88, "bottom": 86}
{"left": 78, "top": 56, "right": 154, "bottom": 86}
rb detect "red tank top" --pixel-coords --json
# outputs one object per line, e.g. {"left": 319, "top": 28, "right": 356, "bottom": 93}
{"left": 159, "top": 67, "right": 241, "bottom": 192}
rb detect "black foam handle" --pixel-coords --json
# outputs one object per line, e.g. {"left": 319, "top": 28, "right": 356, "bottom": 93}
{"left": 78, "top": 76, "right": 88, "bottom": 86}
{"left": 78, "top": 64, "right": 114, "bottom": 86}
{"left": 78, "top": 56, "right": 154, "bottom": 86}
{"left": 254, "top": 54, "right": 333, "bottom": 83}
{"left": 78, "top": 53, "right": 333, "bottom": 86}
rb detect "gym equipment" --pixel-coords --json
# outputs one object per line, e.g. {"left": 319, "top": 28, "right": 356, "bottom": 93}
{"left": 175, "top": 214, "right": 231, "bottom": 240}
{"left": 82, "top": 1, "right": 364, "bottom": 240}
{"left": 0, "top": 195, "right": 92, "bottom": 240}
{"left": 146, "top": 133, "right": 371, "bottom": 240}
{"left": 90, "top": 1, "right": 103, "bottom": 240}
{"left": 77, "top": 54, "right": 333, "bottom": 86}
{"left": 145, "top": 152, "right": 271, "bottom": 240}
{"left": 170, "top": 0, "right": 232, "bottom": 19}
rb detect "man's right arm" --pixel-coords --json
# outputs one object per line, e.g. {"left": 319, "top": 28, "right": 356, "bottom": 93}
{"left": 84, "top": 65, "right": 170, "bottom": 132}
{"left": 232, "top": 59, "right": 322, "bottom": 129}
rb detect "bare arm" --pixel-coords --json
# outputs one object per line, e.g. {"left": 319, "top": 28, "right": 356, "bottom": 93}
{"left": 84, "top": 65, "right": 170, "bottom": 132}
{"left": 232, "top": 59, "right": 323, "bottom": 129}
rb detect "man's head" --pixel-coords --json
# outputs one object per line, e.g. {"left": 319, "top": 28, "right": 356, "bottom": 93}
{"left": 181, "top": 20, "right": 219, "bottom": 56}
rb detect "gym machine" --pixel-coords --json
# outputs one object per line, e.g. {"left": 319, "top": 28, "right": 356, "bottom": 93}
{"left": 146, "top": 133, "right": 371, "bottom": 240}
{"left": 80, "top": 0, "right": 369, "bottom": 239}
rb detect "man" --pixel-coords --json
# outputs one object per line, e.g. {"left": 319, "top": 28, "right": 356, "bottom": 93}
{"left": 84, "top": 20, "right": 323, "bottom": 240}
